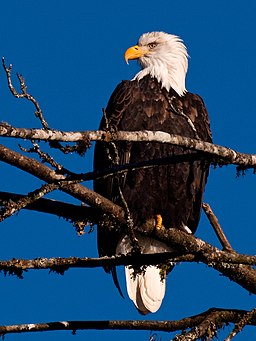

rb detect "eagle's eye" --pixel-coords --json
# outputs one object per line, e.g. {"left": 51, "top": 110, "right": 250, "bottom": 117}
{"left": 148, "top": 43, "right": 157, "bottom": 49}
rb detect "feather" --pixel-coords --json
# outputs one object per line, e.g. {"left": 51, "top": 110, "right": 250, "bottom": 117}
{"left": 125, "top": 265, "right": 166, "bottom": 314}
{"left": 116, "top": 234, "right": 173, "bottom": 314}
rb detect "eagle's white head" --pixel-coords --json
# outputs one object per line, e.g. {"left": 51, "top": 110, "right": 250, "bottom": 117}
{"left": 124, "top": 31, "right": 188, "bottom": 96}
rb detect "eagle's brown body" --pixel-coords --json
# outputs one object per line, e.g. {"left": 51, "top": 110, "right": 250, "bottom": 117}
{"left": 94, "top": 75, "right": 212, "bottom": 259}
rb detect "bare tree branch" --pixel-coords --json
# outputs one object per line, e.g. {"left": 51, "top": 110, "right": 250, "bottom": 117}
{"left": 0, "top": 183, "right": 60, "bottom": 222}
{"left": 0, "top": 308, "right": 255, "bottom": 337}
{"left": 173, "top": 309, "right": 219, "bottom": 340}
{"left": 19, "top": 142, "right": 76, "bottom": 176}
{"left": 0, "top": 144, "right": 125, "bottom": 223}
{"left": 225, "top": 308, "right": 256, "bottom": 341}
{"left": 203, "top": 203, "right": 233, "bottom": 252}
{"left": 2, "top": 58, "right": 49, "bottom": 129}
{"left": 0, "top": 191, "right": 95, "bottom": 222}
{"left": 1, "top": 249, "right": 256, "bottom": 273}
{"left": 1, "top": 123, "right": 256, "bottom": 168}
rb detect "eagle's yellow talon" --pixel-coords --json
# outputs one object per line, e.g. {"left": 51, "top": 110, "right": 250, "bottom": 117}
{"left": 155, "top": 214, "right": 163, "bottom": 230}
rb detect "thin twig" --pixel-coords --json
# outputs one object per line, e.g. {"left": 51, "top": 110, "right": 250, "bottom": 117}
{"left": 74, "top": 153, "right": 207, "bottom": 182}
{"left": 0, "top": 183, "right": 59, "bottom": 222}
{"left": 203, "top": 203, "right": 233, "bottom": 252}
{"left": 168, "top": 94, "right": 200, "bottom": 139}
{"left": 105, "top": 138, "right": 140, "bottom": 253}
{"left": 2, "top": 58, "right": 49, "bottom": 129}
{"left": 20, "top": 142, "right": 77, "bottom": 177}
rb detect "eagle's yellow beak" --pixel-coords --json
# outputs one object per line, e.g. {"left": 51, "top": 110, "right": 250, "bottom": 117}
{"left": 124, "top": 45, "right": 148, "bottom": 64}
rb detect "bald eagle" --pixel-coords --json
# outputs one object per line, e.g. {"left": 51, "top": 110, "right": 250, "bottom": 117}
{"left": 93, "top": 31, "right": 212, "bottom": 314}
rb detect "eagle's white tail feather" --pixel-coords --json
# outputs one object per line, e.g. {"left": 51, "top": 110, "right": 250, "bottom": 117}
{"left": 117, "top": 234, "right": 173, "bottom": 314}
{"left": 125, "top": 265, "right": 166, "bottom": 314}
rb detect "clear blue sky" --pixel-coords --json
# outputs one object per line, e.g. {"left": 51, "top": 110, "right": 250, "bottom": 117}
{"left": 0, "top": 1, "right": 256, "bottom": 340}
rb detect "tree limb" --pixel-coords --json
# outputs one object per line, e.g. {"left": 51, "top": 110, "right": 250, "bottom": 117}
{"left": 0, "top": 308, "right": 255, "bottom": 337}
{"left": 1, "top": 123, "right": 256, "bottom": 168}
{"left": 0, "top": 183, "right": 60, "bottom": 222}
{"left": 0, "top": 144, "right": 125, "bottom": 223}
{"left": 2, "top": 58, "right": 49, "bottom": 129}
{"left": 0, "top": 191, "right": 95, "bottom": 222}
{"left": 202, "top": 203, "right": 233, "bottom": 252}
{"left": 225, "top": 308, "right": 256, "bottom": 340}
{"left": 1, "top": 249, "right": 256, "bottom": 273}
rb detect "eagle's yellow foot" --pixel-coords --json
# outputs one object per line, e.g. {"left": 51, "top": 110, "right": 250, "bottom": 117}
{"left": 155, "top": 214, "right": 163, "bottom": 230}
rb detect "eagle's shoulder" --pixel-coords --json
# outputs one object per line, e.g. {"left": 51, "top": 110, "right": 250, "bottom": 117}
{"left": 171, "top": 91, "right": 212, "bottom": 142}
{"left": 100, "top": 79, "right": 138, "bottom": 129}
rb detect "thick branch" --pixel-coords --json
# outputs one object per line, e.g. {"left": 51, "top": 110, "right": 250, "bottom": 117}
{"left": 0, "top": 144, "right": 125, "bottom": 223}
{"left": 0, "top": 308, "right": 255, "bottom": 337}
{"left": 1, "top": 124, "right": 256, "bottom": 167}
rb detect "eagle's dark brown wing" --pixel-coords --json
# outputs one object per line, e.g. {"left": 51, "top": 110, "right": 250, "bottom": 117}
{"left": 93, "top": 80, "right": 136, "bottom": 261}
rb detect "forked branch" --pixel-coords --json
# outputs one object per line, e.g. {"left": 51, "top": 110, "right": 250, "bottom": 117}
{"left": 2, "top": 58, "right": 49, "bottom": 129}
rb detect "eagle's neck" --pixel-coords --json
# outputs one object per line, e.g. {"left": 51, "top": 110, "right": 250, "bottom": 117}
{"left": 132, "top": 45, "right": 188, "bottom": 96}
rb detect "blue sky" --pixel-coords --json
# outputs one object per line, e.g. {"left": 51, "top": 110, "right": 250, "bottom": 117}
{"left": 0, "top": 1, "right": 256, "bottom": 340}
